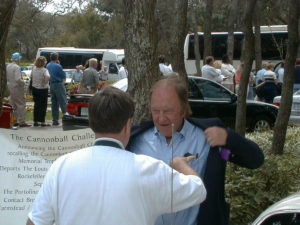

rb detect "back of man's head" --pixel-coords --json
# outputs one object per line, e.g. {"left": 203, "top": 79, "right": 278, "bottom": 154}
{"left": 266, "top": 62, "right": 274, "bottom": 71}
{"left": 122, "top": 57, "right": 126, "bottom": 66}
{"left": 158, "top": 55, "right": 165, "bottom": 64}
{"left": 50, "top": 52, "right": 59, "bottom": 61}
{"left": 205, "top": 56, "right": 214, "bottom": 65}
{"left": 222, "top": 54, "right": 230, "bottom": 63}
{"left": 88, "top": 86, "right": 134, "bottom": 134}
{"left": 89, "top": 58, "right": 98, "bottom": 68}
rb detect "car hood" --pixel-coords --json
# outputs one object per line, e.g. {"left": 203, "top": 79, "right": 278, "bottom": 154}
{"left": 274, "top": 95, "right": 300, "bottom": 103}
{"left": 251, "top": 191, "right": 300, "bottom": 225}
{"left": 246, "top": 100, "right": 278, "bottom": 108}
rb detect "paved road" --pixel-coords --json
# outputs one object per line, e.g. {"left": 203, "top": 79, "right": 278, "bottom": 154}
{"left": 13, "top": 120, "right": 63, "bottom": 131}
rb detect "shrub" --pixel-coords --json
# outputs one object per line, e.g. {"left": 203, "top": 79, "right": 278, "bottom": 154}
{"left": 226, "top": 126, "right": 300, "bottom": 225}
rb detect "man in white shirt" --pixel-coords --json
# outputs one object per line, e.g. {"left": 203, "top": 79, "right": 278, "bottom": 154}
{"left": 221, "top": 54, "right": 236, "bottom": 92}
{"left": 26, "top": 86, "right": 207, "bottom": 225}
{"left": 118, "top": 57, "right": 128, "bottom": 79}
{"left": 202, "top": 56, "right": 223, "bottom": 83}
{"left": 159, "top": 55, "right": 173, "bottom": 75}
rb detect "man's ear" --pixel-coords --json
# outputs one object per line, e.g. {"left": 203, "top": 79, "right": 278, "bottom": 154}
{"left": 124, "top": 118, "right": 131, "bottom": 135}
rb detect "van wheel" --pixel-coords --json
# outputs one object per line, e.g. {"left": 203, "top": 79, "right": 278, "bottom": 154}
{"left": 251, "top": 116, "right": 273, "bottom": 131}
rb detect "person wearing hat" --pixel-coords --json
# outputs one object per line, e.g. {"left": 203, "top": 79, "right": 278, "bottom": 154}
{"left": 255, "top": 70, "right": 279, "bottom": 103}
{"left": 6, "top": 52, "right": 31, "bottom": 127}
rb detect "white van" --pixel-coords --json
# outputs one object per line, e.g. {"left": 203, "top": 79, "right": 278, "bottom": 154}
{"left": 101, "top": 49, "right": 124, "bottom": 80}
{"left": 36, "top": 47, "right": 108, "bottom": 69}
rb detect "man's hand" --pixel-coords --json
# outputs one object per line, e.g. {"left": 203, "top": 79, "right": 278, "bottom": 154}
{"left": 171, "top": 156, "right": 199, "bottom": 177}
{"left": 204, "top": 127, "right": 228, "bottom": 147}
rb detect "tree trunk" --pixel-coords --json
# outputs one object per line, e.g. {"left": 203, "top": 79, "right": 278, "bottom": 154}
{"left": 235, "top": 0, "right": 257, "bottom": 136}
{"left": 192, "top": 2, "right": 201, "bottom": 76}
{"left": 169, "top": 0, "right": 188, "bottom": 82}
{"left": 0, "top": 0, "right": 17, "bottom": 116}
{"left": 122, "top": 0, "right": 160, "bottom": 125}
{"left": 203, "top": 0, "right": 213, "bottom": 59}
{"left": 254, "top": 1, "right": 262, "bottom": 72}
{"left": 271, "top": 0, "right": 299, "bottom": 155}
{"left": 227, "top": 0, "right": 239, "bottom": 60}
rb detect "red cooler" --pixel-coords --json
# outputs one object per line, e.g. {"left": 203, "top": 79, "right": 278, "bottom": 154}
{"left": 0, "top": 104, "right": 14, "bottom": 129}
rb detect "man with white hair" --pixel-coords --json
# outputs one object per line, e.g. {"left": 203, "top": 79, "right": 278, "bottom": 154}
{"left": 6, "top": 52, "right": 31, "bottom": 127}
{"left": 80, "top": 58, "right": 99, "bottom": 94}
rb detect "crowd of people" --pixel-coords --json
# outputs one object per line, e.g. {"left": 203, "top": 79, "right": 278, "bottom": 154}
{"left": 6, "top": 51, "right": 300, "bottom": 129}
{"left": 5, "top": 51, "right": 299, "bottom": 225}
{"left": 27, "top": 75, "right": 264, "bottom": 225}
{"left": 6, "top": 52, "right": 129, "bottom": 128}
{"left": 201, "top": 54, "right": 300, "bottom": 103}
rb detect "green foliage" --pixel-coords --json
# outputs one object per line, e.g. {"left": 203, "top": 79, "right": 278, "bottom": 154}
{"left": 59, "top": 6, "right": 107, "bottom": 48}
{"left": 226, "top": 126, "right": 300, "bottom": 225}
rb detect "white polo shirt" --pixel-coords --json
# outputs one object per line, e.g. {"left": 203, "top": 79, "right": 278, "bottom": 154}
{"left": 28, "top": 138, "right": 206, "bottom": 225}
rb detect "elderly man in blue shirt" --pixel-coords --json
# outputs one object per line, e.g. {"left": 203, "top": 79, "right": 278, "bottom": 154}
{"left": 256, "top": 62, "right": 267, "bottom": 86}
{"left": 127, "top": 74, "right": 264, "bottom": 225}
{"left": 46, "top": 52, "right": 66, "bottom": 126}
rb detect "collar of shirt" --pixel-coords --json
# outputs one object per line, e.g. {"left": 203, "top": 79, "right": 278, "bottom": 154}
{"left": 153, "top": 119, "right": 191, "bottom": 144}
{"left": 93, "top": 137, "right": 125, "bottom": 149}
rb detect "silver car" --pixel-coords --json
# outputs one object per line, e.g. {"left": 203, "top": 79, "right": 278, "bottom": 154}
{"left": 251, "top": 191, "right": 300, "bottom": 225}
{"left": 273, "top": 90, "right": 300, "bottom": 124}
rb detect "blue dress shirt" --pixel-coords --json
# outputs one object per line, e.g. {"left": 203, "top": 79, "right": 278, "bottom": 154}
{"left": 256, "top": 68, "right": 266, "bottom": 85}
{"left": 131, "top": 119, "right": 210, "bottom": 225}
{"left": 46, "top": 61, "right": 66, "bottom": 83}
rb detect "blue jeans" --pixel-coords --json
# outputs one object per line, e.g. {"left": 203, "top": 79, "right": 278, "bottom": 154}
{"left": 50, "top": 82, "right": 67, "bottom": 123}
{"left": 247, "top": 85, "right": 254, "bottom": 100}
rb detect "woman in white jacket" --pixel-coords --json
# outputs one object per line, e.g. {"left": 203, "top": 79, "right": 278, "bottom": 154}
{"left": 221, "top": 54, "right": 235, "bottom": 92}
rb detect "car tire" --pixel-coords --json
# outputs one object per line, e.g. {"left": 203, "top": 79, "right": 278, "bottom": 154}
{"left": 251, "top": 115, "right": 273, "bottom": 131}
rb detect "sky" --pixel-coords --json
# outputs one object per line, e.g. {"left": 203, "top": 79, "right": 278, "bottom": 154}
{"left": 43, "top": 0, "right": 87, "bottom": 13}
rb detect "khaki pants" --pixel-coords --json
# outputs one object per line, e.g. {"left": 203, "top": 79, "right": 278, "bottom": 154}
{"left": 9, "top": 84, "right": 26, "bottom": 124}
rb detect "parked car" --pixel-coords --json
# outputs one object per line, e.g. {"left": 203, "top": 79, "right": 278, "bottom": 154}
{"left": 21, "top": 70, "right": 32, "bottom": 84}
{"left": 63, "top": 69, "right": 76, "bottom": 84}
{"left": 62, "top": 76, "right": 278, "bottom": 131}
{"left": 251, "top": 191, "right": 300, "bottom": 225}
{"left": 273, "top": 90, "right": 300, "bottom": 124}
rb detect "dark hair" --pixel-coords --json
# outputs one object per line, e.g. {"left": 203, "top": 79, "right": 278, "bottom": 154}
{"left": 150, "top": 74, "right": 192, "bottom": 117}
{"left": 122, "top": 57, "right": 126, "bottom": 65}
{"left": 222, "top": 54, "right": 230, "bottom": 63}
{"left": 50, "top": 52, "right": 58, "bottom": 61}
{"left": 158, "top": 55, "right": 165, "bottom": 64}
{"left": 205, "top": 56, "right": 214, "bottom": 65}
{"left": 88, "top": 86, "right": 134, "bottom": 134}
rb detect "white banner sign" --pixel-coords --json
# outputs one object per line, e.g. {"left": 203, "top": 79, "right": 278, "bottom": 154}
{"left": 0, "top": 128, "right": 95, "bottom": 225}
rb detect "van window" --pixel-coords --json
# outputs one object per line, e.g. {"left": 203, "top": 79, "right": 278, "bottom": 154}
{"left": 109, "top": 63, "right": 118, "bottom": 74}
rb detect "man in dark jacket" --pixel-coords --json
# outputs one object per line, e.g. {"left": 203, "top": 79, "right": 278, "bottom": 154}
{"left": 127, "top": 75, "right": 264, "bottom": 225}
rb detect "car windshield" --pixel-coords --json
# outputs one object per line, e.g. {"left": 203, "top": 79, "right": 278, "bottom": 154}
{"left": 189, "top": 78, "right": 232, "bottom": 101}
{"left": 65, "top": 71, "right": 73, "bottom": 78}
{"left": 294, "top": 90, "right": 300, "bottom": 95}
